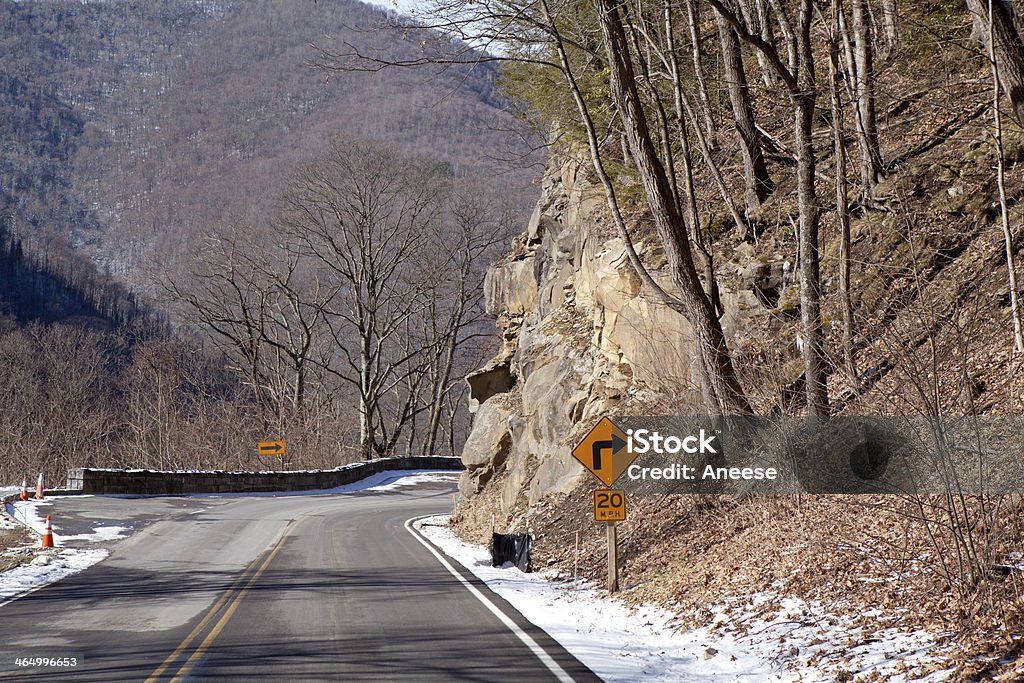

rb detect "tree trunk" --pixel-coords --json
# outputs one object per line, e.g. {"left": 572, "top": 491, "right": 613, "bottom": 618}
{"left": 714, "top": 5, "right": 773, "bottom": 214}
{"left": 666, "top": 1, "right": 723, "bottom": 314}
{"left": 968, "top": 0, "right": 1024, "bottom": 125}
{"left": 737, "top": 0, "right": 779, "bottom": 88}
{"left": 594, "top": 0, "right": 751, "bottom": 415}
{"left": 684, "top": 0, "right": 718, "bottom": 147}
{"left": 881, "top": 0, "right": 899, "bottom": 54}
{"left": 794, "top": 0, "right": 829, "bottom": 416}
{"left": 707, "top": 0, "right": 828, "bottom": 414}
{"left": 989, "top": 0, "right": 1024, "bottom": 353}
{"left": 358, "top": 393, "right": 373, "bottom": 459}
{"left": 359, "top": 332, "right": 375, "bottom": 459}
{"left": 852, "top": 0, "right": 883, "bottom": 195}
{"left": 830, "top": 4, "right": 859, "bottom": 390}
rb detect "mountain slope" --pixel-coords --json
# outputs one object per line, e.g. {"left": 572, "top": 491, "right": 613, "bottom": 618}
{"left": 0, "top": 0, "right": 538, "bottom": 292}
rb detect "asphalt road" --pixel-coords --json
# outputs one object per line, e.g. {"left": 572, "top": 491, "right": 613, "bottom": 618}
{"left": 0, "top": 475, "right": 600, "bottom": 682}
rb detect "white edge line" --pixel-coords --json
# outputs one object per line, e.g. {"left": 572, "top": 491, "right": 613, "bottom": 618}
{"left": 404, "top": 515, "right": 577, "bottom": 683}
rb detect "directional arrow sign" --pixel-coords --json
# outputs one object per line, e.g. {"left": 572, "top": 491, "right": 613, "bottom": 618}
{"left": 258, "top": 440, "right": 286, "bottom": 456}
{"left": 571, "top": 417, "right": 635, "bottom": 487}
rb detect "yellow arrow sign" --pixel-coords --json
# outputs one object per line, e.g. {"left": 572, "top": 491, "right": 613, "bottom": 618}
{"left": 571, "top": 417, "right": 635, "bottom": 487}
{"left": 258, "top": 440, "right": 285, "bottom": 456}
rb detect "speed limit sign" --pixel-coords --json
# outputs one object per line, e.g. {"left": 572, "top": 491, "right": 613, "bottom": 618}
{"left": 593, "top": 489, "right": 626, "bottom": 522}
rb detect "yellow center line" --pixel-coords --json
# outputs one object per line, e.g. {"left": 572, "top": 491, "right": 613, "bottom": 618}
{"left": 143, "top": 561, "right": 256, "bottom": 682}
{"left": 145, "top": 522, "right": 295, "bottom": 682}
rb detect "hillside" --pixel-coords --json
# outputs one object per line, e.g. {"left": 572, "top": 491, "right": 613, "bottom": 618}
{"left": 0, "top": 0, "right": 539, "bottom": 483}
{"left": 450, "top": 0, "right": 1024, "bottom": 679}
{"left": 0, "top": 0, "right": 539, "bottom": 293}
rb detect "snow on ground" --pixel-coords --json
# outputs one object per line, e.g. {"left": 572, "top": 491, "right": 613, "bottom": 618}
{"left": 416, "top": 516, "right": 951, "bottom": 683}
{"left": 360, "top": 470, "right": 459, "bottom": 492}
{"left": 2, "top": 498, "right": 110, "bottom": 607}
{"left": 5, "top": 498, "right": 52, "bottom": 537}
{"left": 5, "top": 497, "right": 127, "bottom": 545}
{"left": 0, "top": 489, "right": 17, "bottom": 531}
{"left": 58, "top": 526, "right": 129, "bottom": 543}
{"left": 0, "top": 548, "right": 108, "bottom": 608}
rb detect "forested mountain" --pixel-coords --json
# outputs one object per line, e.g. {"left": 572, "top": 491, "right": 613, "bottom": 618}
{"left": 0, "top": 0, "right": 539, "bottom": 481}
{"left": 0, "top": 0, "right": 538, "bottom": 292}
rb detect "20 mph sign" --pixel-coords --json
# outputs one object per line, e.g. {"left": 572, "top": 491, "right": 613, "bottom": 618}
{"left": 593, "top": 489, "right": 626, "bottom": 522}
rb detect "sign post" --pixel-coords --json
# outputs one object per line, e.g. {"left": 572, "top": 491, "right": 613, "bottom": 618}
{"left": 593, "top": 490, "right": 626, "bottom": 592}
{"left": 573, "top": 418, "right": 636, "bottom": 593}
{"left": 606, "top": 522, "right": 618, "bottom": 592}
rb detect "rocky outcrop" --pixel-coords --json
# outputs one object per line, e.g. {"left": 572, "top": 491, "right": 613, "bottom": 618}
{"left": 484, "top": 258, "right": 538, "bottom": 317}
{"left": 466, "top": 360, "right": 515, "bottom": 412}
{"left": 459, "top": 397, "right": 514, "bottom": 497}
{"left": 460, "top": 153, "right": 773, "bottom": 523}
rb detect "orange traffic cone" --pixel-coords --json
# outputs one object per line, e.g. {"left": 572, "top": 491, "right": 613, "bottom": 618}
{"left": 19, "top": 478, "right": 28, "bottom": 501}
{"left": 35, "top": 472, "right": 44, "bottom": 500}
{"left": 40, "top": 515, "right": 54, "bottom": 549}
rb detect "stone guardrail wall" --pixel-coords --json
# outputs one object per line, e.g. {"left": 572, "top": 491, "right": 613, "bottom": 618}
{"left": 57, "top": 456, "right": 463, "bottom": 495}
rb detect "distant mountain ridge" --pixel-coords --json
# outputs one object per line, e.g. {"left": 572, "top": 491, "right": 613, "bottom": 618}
{"left": 0, "top": 0, "right": 538, "bottom": 308}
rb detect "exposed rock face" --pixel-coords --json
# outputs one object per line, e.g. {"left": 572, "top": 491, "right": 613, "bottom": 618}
{"left": 465, "top": 360, "right": 514, "bottom": 413}
{"left": 459, "top": 397, "right": 514, "bottom": 497}
{"left": 484, "top": 258, "right": 537, "bottom": 317}
{"left": 460, "top": 154, "right": 766, "bottom": 523}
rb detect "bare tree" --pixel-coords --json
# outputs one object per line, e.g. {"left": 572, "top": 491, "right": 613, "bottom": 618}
{"left": 415, "top": 186, "right": 508, "bottom": 454}
{"left": 709, "top": 0, "right": 829, "bottom": 415}
{"left": 880, "top": 0, "right": 899, "bottom": 55}
{"left": 851, "top": 0, "right": 883, "bottom": 196}
{"left": 280, "top": 139, "right": 448, "bottom": 458}
{"left": 967, "top": 0, "right": 1024, "bottom": 125}
{"left": 684, "top": 0, "right": 718, "bottom": 145}
{"left": 317, "top": 0, "right": 754, "bottom": 415}
{"left": 985, "top": 0, "right": 1024, "bottom": 353}
{"left": 593, "top": 0, "right": 752, "bottom": 413}
{"left": 714, "top": 0, "right": 773, "bottom": 214}
{"left": 168, "top": 223, "right": 330, "bottom": 430}
{"left": 737, "top": 0, "right": 779, "bottom": 88}
{"left": 828, "top": 0, "right": 859, "bottom": 392}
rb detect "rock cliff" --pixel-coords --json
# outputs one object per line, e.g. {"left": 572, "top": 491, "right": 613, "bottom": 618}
{"left": 459, "top": 153, "right": 777, "bottom": 522}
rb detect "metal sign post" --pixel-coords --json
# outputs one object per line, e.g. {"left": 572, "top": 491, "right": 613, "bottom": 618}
{"left": 606, "top": 522, "right": 618, "bottom": 593}
{"left": 593, "top": 489, "right": 626, "bottom": 592}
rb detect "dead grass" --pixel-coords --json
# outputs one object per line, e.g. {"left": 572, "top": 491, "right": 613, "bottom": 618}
{"left": 0, "top": 526, "right": 34, "bottom": 572}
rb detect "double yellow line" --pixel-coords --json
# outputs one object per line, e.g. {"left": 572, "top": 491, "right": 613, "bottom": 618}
{"left": 145, "top": 522, "right": 294, "bottom": 682}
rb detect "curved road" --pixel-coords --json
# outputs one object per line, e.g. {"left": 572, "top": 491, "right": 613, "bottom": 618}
{"left": 0, "top": 474, "right": 600, "bottom": 682}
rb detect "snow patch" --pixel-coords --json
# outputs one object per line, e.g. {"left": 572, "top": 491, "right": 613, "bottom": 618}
{"left": 361, "top": 471, "right": 459, "bottom": 492}
{"left": 4, "top": 498, "right": 120, "bottom": 547}
{"left": 0, "top": 548, "right": 108, "bottom": 608}
{"left": 59, "top": 526, "right": 129, "bottom": 543}
{"left": 416, "top": 516, "right": 951, "bottom": 683}
{"left": 5, "top": 499, "right": 52, "bottom": 537}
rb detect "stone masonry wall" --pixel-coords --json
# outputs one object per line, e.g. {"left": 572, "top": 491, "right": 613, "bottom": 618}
{"left": 63, "top": 456, "right": 462, "bottom": 495}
